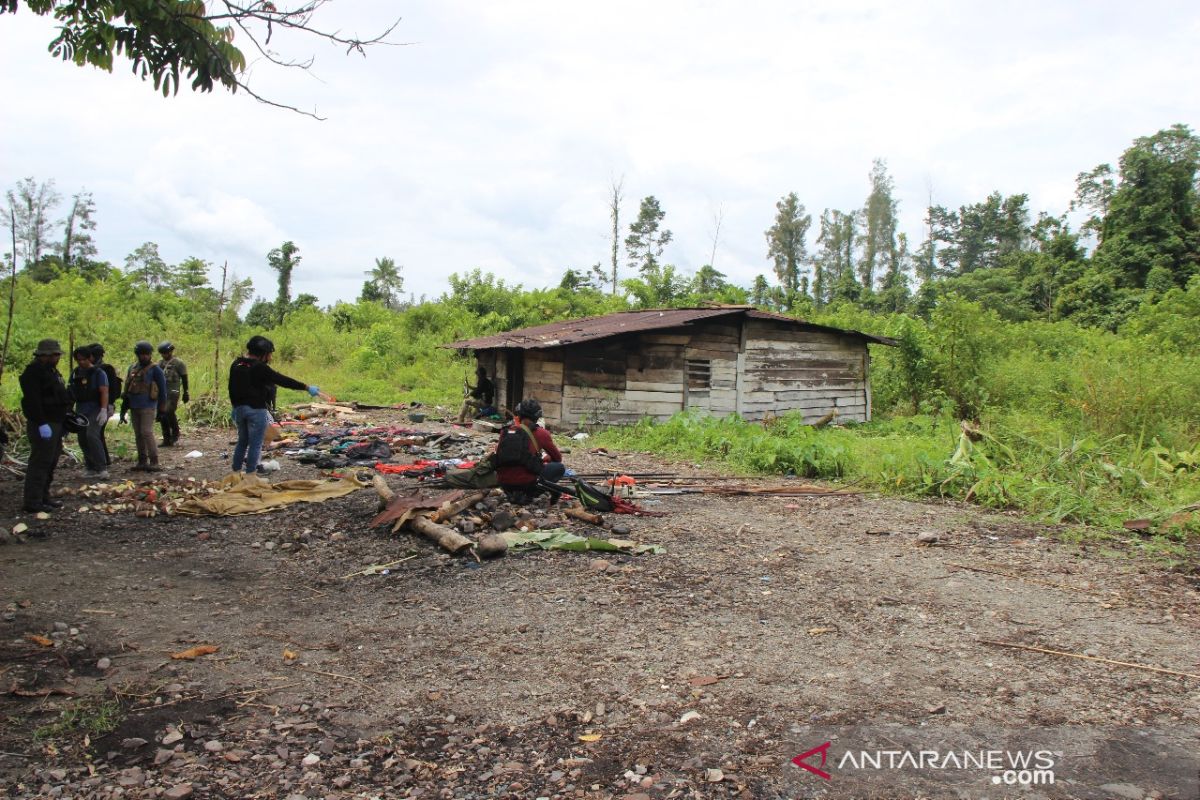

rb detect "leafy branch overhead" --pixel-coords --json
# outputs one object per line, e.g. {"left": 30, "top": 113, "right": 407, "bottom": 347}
{"left": 0, "top": 0, "right": 401, "bottom": 118}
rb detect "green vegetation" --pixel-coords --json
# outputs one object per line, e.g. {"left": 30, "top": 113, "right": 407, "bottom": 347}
{"left": 2, "top": 124, "right": 1199, "bottom": 545}
{"left": 34, "top": 698, "right": 122, "bottom": 741}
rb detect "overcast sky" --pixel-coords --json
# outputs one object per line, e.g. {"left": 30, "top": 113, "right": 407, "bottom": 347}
{"left": 1, "top": 1, "right": 1198, "bottom": 305}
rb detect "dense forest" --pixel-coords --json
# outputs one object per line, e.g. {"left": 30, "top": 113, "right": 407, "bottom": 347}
{"left": 3, "top": 125, "right": 1198, "bottom": 543}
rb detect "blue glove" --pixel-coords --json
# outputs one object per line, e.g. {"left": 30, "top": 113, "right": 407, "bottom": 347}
{"left": 307, "top": 386, "right": 320, "bottom": 397}
{"left": 37, "top": 423, "right": 52, "bottom": 440}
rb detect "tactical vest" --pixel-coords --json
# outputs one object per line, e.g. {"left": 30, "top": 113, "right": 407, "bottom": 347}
{"left": 124, "top": 363, "right": 160, "bottom": 401}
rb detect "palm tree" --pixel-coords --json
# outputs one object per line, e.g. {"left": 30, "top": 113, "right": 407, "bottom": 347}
{"left": 364, "top": 257, "right": 404, "bottom": 309}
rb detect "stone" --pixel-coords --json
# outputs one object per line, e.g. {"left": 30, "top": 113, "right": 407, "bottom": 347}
{"left": 704, "top": 768, "right": 724, "bottom": 782}
{"left": 264, "top": 541, "right": 276, "bottom": 551}
{"left": 154, "top": 749, "right": 175, "bottom": 766}
{"left": 204, "top": 740, "right": 223, "bottom": 752}
{"left": 319, "top": 738, "right": 337, "bottom": 755}
{"left": 162, "top": 730, "right": 184, "bottom": 745}
{"left": 927, "top": 703, "right": 946, "bottom": 715}
{"left": 96, "top": 657, "right": 112, "bottom": 670}
{"left": 490, "top": 510, "right": 517, "bottom": 531}
{"left": 302, "top": 753, "right": 321, "bottom": 767}
{"left": 117, "top": 768, "right": 144, "bottom": 787}
{"left": 590, "top": 559, "right": 612, "bottom": 572}
{"left": 917, "top": 532, "right": 939, "bottom": 545}
{"left": 333, "top": 775, "right": 352, "bottom": 789}
{"left": 53, "top": 622, "right": 68, "bottom": 632}
{"left": 611, "top": 523, "right": 631, "bottom": 536}
{"left": 1099, "top": 784, "right": 1146, "bottom": 800}
{"left": 121, "top": 737, "right": 148, "bottom": 749}
{"left": 48, "top": 769, "right": 67, "bottom": 781}
{"left": 163, "top": 785, "right": 194, "bottom": 800}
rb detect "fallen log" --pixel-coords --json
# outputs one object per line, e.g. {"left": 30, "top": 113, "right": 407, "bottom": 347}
{"left": 371, "top": 475, "right": 475, "bottom": 556}
{"left": 430, "top": 491, "right": 488, "bottom": 523}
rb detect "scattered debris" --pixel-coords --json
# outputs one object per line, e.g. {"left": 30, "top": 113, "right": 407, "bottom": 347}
{"left": 170, "top": 645, "right": 220, "bottom": 660}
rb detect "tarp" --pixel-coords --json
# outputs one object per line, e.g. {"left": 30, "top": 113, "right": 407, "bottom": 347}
{"left": 500, "top": 528, "right": 664, "bottom": 554}
{"left": 174, "top": 473, "right": 369, "bottom": 516}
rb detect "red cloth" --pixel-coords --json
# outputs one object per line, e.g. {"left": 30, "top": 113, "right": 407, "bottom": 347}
{"left": 496, "top": 425, "right": 560, "bottom": 487}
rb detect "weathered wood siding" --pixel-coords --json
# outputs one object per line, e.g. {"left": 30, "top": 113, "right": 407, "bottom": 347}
{"left": 559, "top": 335, "right": 686, "bottom": 426}
{"left": 681, "top": 322, "right": 739, "bottom": 416}
{"left": 523, "top": 350, "right": 564, "bottom": 426}
{"left": 739, "top": 319, "right": 870, "bottom": 423}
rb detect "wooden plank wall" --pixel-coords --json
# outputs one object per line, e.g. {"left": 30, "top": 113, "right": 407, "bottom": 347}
{"left": 523, "top": 350, "right": 564, "bottom": 426}
{"left": 740, "top": 319, "right": 870, "bottom": 423}
{"left": 683, "top": 322, "right": 739, "bottom": 415}
{"left": 560, "top": 336, "right": 685, "bottom": 426}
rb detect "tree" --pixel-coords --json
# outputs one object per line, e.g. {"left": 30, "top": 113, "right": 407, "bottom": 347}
{"left": 765, "top": 192, "right": 811, "bottom": 301}
{"left": 4, "top": 177, "right": 61, "bottom": 268}
{"left": 813, "top": 208, "right": 855, "bottom": 306}
{"left": 690, "top": 264, "right": 727, "bottom": 297}
{"left": 360, "top": 256, "right": 404, "bottom": 309}
{"left": 750, "top": 274, "right": 771, "bottom": 308}
{"left": 1071, "top": 163, "right": 1116, "bottom": 244}
{"left": 244, "top": 297, "right": 277, "bottom": 329}
{"left": 559, "top": 267, "right": 600, "bottom": 293}
{"left": 625, "top": 196, "right": 672, "bottom": 277}
{"left": 875, "top": 232, "right": 911, "bottom": 312}
{"left": 170, "top": 256, "right": 211, "bottom": 294}
{"left": 858, "top": 158, "right": 899, "bottom": 293}
{"left": 2, "top": 1, "right": 400, "bottom": 118}
{"left": 59, "top": 190, "right": 97, "bottom": 270}
{"left": 125, "top": 241, "right": 171, "bottom": 289}
{"left": 1092, "top": 124, "right": 1200, "bottom": 289}
{"left": 929, "top": 192, "right": 1030, "bottom": 275}
{"left": 608, "top": 177, "right": 623, "bottom": 294}
{"left": 267, "top": 240, "right": 300, "bottom": 324}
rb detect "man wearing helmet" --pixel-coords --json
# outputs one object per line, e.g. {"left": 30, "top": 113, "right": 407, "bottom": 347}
{"left": 495, "top": 398, "right": 566, "bottom": 496}
{"left": 228, "top": 335, "right": 321, "bottom": 474}
{"left": 157, "top": 341, "right": 189, "bottom": 447}
{"left": 19, "top": 339, "right": 72, "bottom": 513}
{"left": 120, "top": 341, "right": 168, "bottom": 472}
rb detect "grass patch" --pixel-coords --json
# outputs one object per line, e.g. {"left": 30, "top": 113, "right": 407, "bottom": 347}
{"left": 34, "top": 699, "right": 123, "bottom": 741}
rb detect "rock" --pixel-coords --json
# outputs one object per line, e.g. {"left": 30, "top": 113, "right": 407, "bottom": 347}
{"left": 264, "top": 541, "right": 276, "bottom": 551}
{"left": 611, "top": 523, "right": 631, "bottom": 536}
{"left": 917, "top": 532, "right": 939, "bottom": 545}
{"left": 679, "top": 711, "right": 702, "bottom": 724}
{"left": 122, "top": 737, "right": 148, "bottom": 749}
{"left": 457, "top": 520, "right": 476, "bottom": 535}
{"left": 162, "top": 729, "right": 184, "bottom": 745}
{"left": 1100, "top": 784, "right": 1146, "bottom": 800}
{"left": 163, "top": 785, "right": 194, "bottom": 800}
{"left": 302, "top": 753, "right": 321, "bottom": 767}
{"left": 490, "top": 510, "right": 517, "bottom": 531}
{"left": 705, "top": 767, "right": 724, "bottom": 782}
{"left": 48, "top": 769, "right": 67, "bottom": 781}
{"left": 1084, "top": 647, "right": 1100, "bottom": 657}
{"left": 96, "top": 657, "right": 112, "bottom": 670}
{"left": 53, "top": 621, "right": 68, "bottom": 632}
{"left": 927, "top": 703, "right": 946, "bottom": 715}
{"left": 319, "top": 738, "right": 336, "bottom": 755}
{"left": 204, "top": 739, "right": 223, "bottom": 752}
{"left": 154, "top": 749, "right": 174, "bottom": 766}
{"left": 117, "top": 767, "right": 145, "bottom": 787}
{"left": 477, "top": 534, "right": 508, "bottom": 559}
{"left": 590, "top": 559, "right": 611, "bottom": 573}
{"left": 333, "top": 775, "right": 352, "bottom": 789}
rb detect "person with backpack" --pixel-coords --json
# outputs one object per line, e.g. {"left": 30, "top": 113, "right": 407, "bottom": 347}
{"left": 88, "top": 343, "right": 120, "bottom": 469}
{"left": 157, "top": 341, "right": 189, "bottom": 447}
{"left": 19, "top": 339, "right": 72, "bottom": 513}
{"left": 69, "top": 345, "right": 110, "bottom": 479}
{"left": 119, "top": 340, "right": 168, "bottom": 472}
{"left": 228, "top": 335, "right": 321, "bottom": 474}
{"left": 495, "top": 399, "right": 566, "bottom": 496}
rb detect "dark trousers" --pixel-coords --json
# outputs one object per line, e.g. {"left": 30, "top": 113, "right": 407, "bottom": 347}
{"left": 160, "top": 395, "right": 181, "bottom": 445}
{"left": 24, "top": 421, "right": 63, "bottom": 507}
{"left": 77, "top": 408, "right": 106, "bottom": 472}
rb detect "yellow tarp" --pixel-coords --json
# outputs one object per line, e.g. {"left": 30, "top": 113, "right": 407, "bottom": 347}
{"left": 175, "top": 472, "right": 369, "bottom": 516}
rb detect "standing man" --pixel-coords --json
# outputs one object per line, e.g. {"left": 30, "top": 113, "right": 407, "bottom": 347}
{"left": 119, "top": 341, "right": 168, "bottom": 472}
{"left": 88, "top": 343, "right": 120, "bottom": 469}
{"left": 495, "top": 399, "right": 566, "bottom": 497}
{"left": 229, "top": 335, "right": 321, "bottom": 474}
{"left": 19, "top": 339, "right": 72, "bottom": 513}
{"left": 69, "top": 346, "right": 110, "bottom": 479}
{"left": 457, "top": 365, "right": 495, "bottom": 423}
{"left": 157, "top": 341, "right": 189, "bottom": 447}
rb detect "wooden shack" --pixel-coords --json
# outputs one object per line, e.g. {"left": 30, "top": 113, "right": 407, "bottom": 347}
{"left": 447, "top": 306, "right": 896, "bottom": 428}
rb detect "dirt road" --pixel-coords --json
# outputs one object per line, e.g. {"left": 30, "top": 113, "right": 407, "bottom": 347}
{"left": 2, "top": 419, "right": 1198, "bottom": 799}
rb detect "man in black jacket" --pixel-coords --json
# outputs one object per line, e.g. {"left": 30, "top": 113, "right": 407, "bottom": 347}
{"left": 228, "top": 335, "right": 320, "bottom": 474}
{"left": 19, "top": 339, "right": 72, "bottom": 513}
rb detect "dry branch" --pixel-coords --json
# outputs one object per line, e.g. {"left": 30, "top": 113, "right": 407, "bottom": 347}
{"left": 980, "top": 640, "right": 1200, "bottom": 680}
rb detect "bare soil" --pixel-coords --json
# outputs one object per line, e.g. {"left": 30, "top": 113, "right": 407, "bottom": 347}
{"left": 1, "top": 414, "right": 1198, "bottom": 800}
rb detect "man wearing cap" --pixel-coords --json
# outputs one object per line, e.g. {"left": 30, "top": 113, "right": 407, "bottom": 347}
{"left": 228, "top": 335, "right": 321, "bottom": 474}
{"left": 19, "top": 339, "right": 72, "bottom": 513}
{"left": 119, "top": 341, "right": 168, "bottom": 472}
{"left": 495, "top": 398, "right": 566, "bottom": 498}
{"left": 69, "top": 345, "right": 110, "bottom": 479}
{"left": 157, "top": 341, "right": 189, "bottom": 447}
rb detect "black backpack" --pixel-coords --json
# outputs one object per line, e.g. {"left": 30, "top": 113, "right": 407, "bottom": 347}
{"left": 495, "top": 424, "right": 544, "bottom": 474}
{"left": 100, "top": 363, "right": 122, "bottom": 402}
{"left": 574, "top": 478, "right": 615, "bottom": 512}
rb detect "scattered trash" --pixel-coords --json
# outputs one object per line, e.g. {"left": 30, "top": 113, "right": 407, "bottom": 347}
{"left": 679, "top": 710, "right": 703, "bottom": 724}
{"left": 259, "top": 459, "right": 281, "bottom": 473}
{"left": 25, "top": 634, "right": 53, "bottom": 647}
{"left": 184, "top": 450, "right": 204, "bottom": 458}
{"left": 175, "top": 473, "right": 369, "bottom": 516}
{"left": 571, "top": 432, "right": 589, "bottom": 441}
{"left": 577, "top": 733, "right": 602, "bottom": 742}
{"left": 499, "top": 528, "right": 663, "bottom": 554}
{"left": 12, "top": 522, "right": 28, "bottom": 534}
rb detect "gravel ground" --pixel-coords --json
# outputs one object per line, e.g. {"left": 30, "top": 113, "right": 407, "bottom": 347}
{"left": 1, "top": 414, "right": 1198, "bottom": 799}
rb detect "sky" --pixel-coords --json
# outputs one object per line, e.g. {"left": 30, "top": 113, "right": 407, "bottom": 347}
{"left": 1, "top": 0, "right": 1198, "bottom": 306}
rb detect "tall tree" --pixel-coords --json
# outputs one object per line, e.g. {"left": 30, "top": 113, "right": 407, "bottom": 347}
{"left": 2, "top": 1, "right": 400, "bottom": 118}
{"left": 267, "top": 241, "right": 301, "bottom": 324}
{"left": 929, "top": 192, "right": 1030, "bottom": 275}
{"left": 608, "top": 177, "right": 623, "bottom": 294}
{"left": 5, "top": 177, "right": 61, "bottom": 268}
{"left": 125, "top": 241, "right": 171, "bottom": 289}
{"left": 625, "top": 196, "right": 672, "bottom": 277}
{"left": 765, "top": 192, "right": 811, "bottom": 299}
{"left": 813, "top": 209, "right": 856, "bottom": 306}
{"left": 362, "top": 256, "right": 404, "bottom": 309}
{"left": 59, "top": 190, "right": 97, "bottom": 270}
{"left": 1071, "top": 163, "right": 1116, "bottom": 244}
{"left": 1092, "top": 124, "right": 1200, "bottom": 289}
{"left": 858, "top": 158, "right": 899, "bottom": 293}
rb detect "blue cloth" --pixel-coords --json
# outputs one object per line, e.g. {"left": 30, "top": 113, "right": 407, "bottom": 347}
{"left": 126, "top": 364, "right": 167, "bottom": 410}
{"left": 75, "top": 368, "right": 108, "bottom": 415}
{"left": 540, "top": 461, "right": 566, "bottom": 483}
{"left": 232, "top": 405, "right": 271, "bottom": 473}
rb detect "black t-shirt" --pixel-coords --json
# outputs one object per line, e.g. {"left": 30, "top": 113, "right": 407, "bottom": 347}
{"left": 228, "top": 357, "right": 307, "bottom": 409}
{"left": 472, "top": 376, "right": 495, "bottom": 406}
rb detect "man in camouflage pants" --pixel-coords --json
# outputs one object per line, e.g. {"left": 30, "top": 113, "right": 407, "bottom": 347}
{"left": 157, "top": 341, "right": 189, "bottom": 446}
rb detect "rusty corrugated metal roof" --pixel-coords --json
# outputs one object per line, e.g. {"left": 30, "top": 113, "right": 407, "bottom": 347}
{"left": 445, "top": 307, "right": 896, "bottom": 350}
